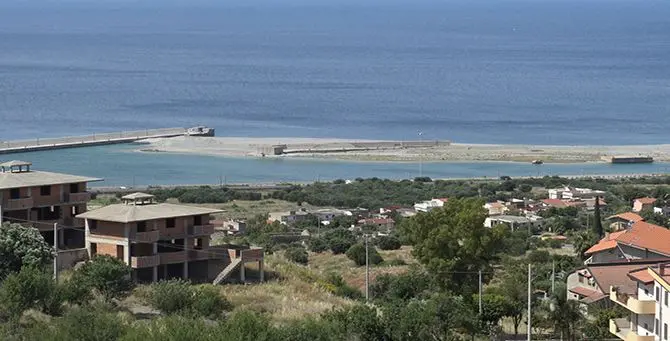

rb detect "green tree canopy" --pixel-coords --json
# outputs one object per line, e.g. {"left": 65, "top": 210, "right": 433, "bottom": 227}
{"left": 400, "top": 198, "right": 508, "bottom": 293}
{"left": 71, "top": 255, "right": 133, "bottom": 302}
{"left": 0, "top": 222, "right": 53, "bottom": 279}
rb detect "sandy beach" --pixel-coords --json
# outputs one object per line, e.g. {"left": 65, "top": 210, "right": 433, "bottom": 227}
{"left": 136, "top": 136, "right": 670, "bottom": 163}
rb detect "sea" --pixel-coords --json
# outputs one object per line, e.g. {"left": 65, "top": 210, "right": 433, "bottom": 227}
{"left": 1, "top": 0, "right": 669, "bottom": 185}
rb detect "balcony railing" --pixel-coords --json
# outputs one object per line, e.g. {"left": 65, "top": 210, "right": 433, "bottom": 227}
{"left": 189, "top": 249, "right": 210, "bottom": 261}
{"left": 131, "top": 255, "right": 160, "bottom": 268}
{"left": 159, "top": 251, "right": 187, "bottom": 264}
{"left": 161, "top": 226, "right": 186, "bottom": 240}
{"left": 610, "top": 286, "right": 656, "bottom": 315}
{"left": 188, "top": 224, "right": 215, "bottom": 236}
{"left": 130, "top": 230, "right": 160, "bottom": 243}
{"left": 5, "top": 197, "right": 33, "bottom": 210}
{"left": 610, "top": 318, "right": 655, "bottom": 341}
{"left": 65, "top": 192, "right": 91, "bottom": 203}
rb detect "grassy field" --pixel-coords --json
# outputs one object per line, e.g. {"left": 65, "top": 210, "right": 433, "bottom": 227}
{"left": 307, "top": 246, "right": 416, "bottom": 291}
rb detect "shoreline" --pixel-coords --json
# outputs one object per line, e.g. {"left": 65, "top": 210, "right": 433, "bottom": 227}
{"left": 134, "top": 136, "right": 668, "bottom": 164}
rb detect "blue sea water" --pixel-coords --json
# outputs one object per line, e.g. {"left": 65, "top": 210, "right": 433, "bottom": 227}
{"left": 5, "top": 144, "right": 670, "bottom": 186}
{"left": 1, "top": 0, "right": 669, "bottom": 145}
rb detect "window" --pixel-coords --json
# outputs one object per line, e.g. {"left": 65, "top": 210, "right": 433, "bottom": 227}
{"left": 166, "top": 218, "right": 176, "bottom": 228}
{"left": 657, "top": 287, "right": 661, "bottom": 301}
{"left": 69, "top": 183, "right": 79, "bottom": 193}
{"left": 89, "top": 220, "right": 97, "bottom": 231}
{"left": 665, "top": 323, "right": 668, "bottom": 340}
{"left": 90, "top": 243, "right": 97, "bottom": 255}
{"left": 645, "top": 288, "right": 650, "bottom": 296}
{"left": 137, "top": 221, "right": 147, "bottom": 233}
{"left": 194, "top": 215, "right": 202, "bottom": 226}
{"left": 656, "top": 319, "right": 660, "bottom": 335}
{"left": 10, "top": 188, "right": 20, "bottom": 199}
{"left": 666, "top": 291, "right": 669, "bottom": 307}
{"left": 194, "top": 238, "right": 203, "bottom": 249}
{"left": 40, "top": 185, "right": 51, "bottom": 196}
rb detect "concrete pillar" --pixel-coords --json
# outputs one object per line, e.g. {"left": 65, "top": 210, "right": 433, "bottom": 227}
{"left": 259, "top": 260, "right": 264, "bottom": 282}
{"left": 163, "top": 264, "right": 168, "bottom": 280}
{"left": 183, "top": 262, "right": 189, "bottom": 280}
{"left": 240, "top": 263, "right": 246, "bottom": 282}
{"left": 152, "top": 266, "right": 158, "bottom": 282}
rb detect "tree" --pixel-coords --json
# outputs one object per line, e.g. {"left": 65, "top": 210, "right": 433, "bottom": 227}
{"left": 640, "top": 207, "right": 669, "bottom": 228}
{"left": 546, "top": 287, "right": 583, "bottom": 341}
{"left": 308, "top": 237, "right": 329, "bottom": 253}
{"left": 146, "top": 280, "right": 231, "bottom": 318}
{"left": 345, "top": 243, "right": 383, "bottom": 267}
{"left": 0, "top": 266, "right": 63, "bottom": 318}
{"left": 400, "top": 198, "right": 508, "bottom": 293}
{"left": 285, "top": 246, "right": 309, "bottom": 265}
{"left": 572, "top": 231, "right": 598, "bottom": 261}
{"left": 593, "top": 196, "right": 604, "bottom": 237}
{"left": 71, "top": 255, "right": 132, "bottom": 301}
{"left": 0, "top": 222, "right": 54, "bottom": 279}
{"left": 323, "top": 229, "right": 356, "bottom": 255}
{"left": 370, "top": 267, "right": 431, "bottom": 302}
{"left": 376, "top": 236, "right": 401, "bottom": 250}
{"left": 581, "top": 306, "right": 625, "bottom": 340}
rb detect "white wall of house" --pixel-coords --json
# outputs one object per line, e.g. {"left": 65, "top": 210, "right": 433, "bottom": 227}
{"left": 639, "top": 283, "right": 656, "bottom": 302}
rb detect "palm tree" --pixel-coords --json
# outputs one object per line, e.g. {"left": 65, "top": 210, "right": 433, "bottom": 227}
{"left": 547, "top": 287, "right": 583, "bottom": 341}
{"left": 571, "top": 231, "right": 596, "bottom": 261}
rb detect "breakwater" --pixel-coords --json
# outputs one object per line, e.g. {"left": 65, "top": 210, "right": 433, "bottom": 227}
{"left": 0, "top": 128, "right": 186, "bottom": 155}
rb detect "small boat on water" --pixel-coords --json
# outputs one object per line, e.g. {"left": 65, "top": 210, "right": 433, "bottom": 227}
{"left": 185, "top": 126, "right": 215, "bottom": 137}
{"left": 531, "top": 160, "right": 543, "bottom": 165}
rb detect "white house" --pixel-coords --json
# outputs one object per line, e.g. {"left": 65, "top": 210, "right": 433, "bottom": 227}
{"left": 484, "top": 202, "right": 508, "bottom": 216}
{"left": 414, "top": 198, "right": 448, "bottom": 213}
{"left": 584, "top": 221, "right": 670, "bottom": 264}
{"left": 548, "top": 186, "right": 606, "bottom": 200}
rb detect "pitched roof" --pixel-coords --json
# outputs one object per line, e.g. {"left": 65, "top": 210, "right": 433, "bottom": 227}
{"left": 76, "top": 203, "right": 222, "bottom": 223}
{"left": 583, "top": 259, "right": 670, "bottom": 296}
{"left": 542, "top": 199, "right": 567, "bottom": 208}
{"left": 585, "top": 221, "right": 670, "bottom": 257}
{"left": 122, "top": 192, "right": 155, "bottom": 200}
{"left": 628, "top": 268, "right": 655, "bottom": 284}
{"left": 606, "top": 212, "right": 644, "bottom": 223}
{"left": 569, "top": 286, "right": 601, "bottom": 297}
{"left": 635, "top": 197, "right": 658, "bottom": 205}
{"left": 0, "top": 170, "right": 102, "bottom": 190}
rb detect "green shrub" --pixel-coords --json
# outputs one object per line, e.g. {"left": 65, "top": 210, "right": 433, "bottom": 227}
{"left": 0, "top": 266, "right": 63, "bottom": 318}
{"left": 376, "top": 236, "right": 401, "bottom": 250}
{"left": 147, "top": 280, "right": 230, "bottom": 318}
{"left": 71, "top": 255, "right": 133, "bottom": 302}
{"left": 383, "top": 259, "right": 407, "bottom": 266}
{"left": 285, "top": 247, "right": 309, "bottom": 265}
{"left": 308, "top": 237, "right": 329, "bottom": 253}
{"left": 345, "top": 244, "right": 383, "bottom": 267}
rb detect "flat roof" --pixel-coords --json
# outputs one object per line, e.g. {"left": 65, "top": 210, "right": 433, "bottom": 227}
{"left": 0, "top": 170, "right": 102, "bottom": 190}
{"left": 76, "top": 203, "right": 222, "bottom": 223}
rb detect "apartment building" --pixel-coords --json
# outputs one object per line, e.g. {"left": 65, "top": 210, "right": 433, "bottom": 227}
{"left": 609, "top": 263, "right": 670, "bottom": 341}
{"left": 0, "top": 160, "right": 101, "bottom": 248}
{"left": 76, "top": 192, "right": 224, "bottom": 282}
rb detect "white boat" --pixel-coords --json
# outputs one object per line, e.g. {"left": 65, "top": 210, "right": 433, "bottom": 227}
{"left": 185, "top": 126, "right": 215, "bottom": 137}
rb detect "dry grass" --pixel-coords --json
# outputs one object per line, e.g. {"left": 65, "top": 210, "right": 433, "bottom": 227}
{"left": 217, "top": 255, "right": 355, "bottom": 323}
{"left": 308, "top": 246, "right": 417, "bottom": 291}
{"left": 179, "top": 199, "right": 320, "bottom": 220}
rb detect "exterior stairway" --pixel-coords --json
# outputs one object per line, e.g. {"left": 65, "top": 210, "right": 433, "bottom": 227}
{"left": 212, "top": 258, "right": 242, "bottom": 285}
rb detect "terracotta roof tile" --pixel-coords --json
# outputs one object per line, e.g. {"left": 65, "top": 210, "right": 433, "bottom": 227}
{"left": 635, "top": 197, "right": 658, "bottom": 205}
{"left": 569, "top": 286, "right": 601, "bottom": 297}
{"left": 542, "top": 199, "right": 567, "bottom": 208}
{"left": 587, "top": 260, "right": 670, "bottom": 295}
{"left": 628, "top": 268, "right": 655, "bottom": 284}
{"left": 607, "top": 212, "right": 644, "bottom": 223}
{"left": 585, "top": 231, "right": 627, "bottom": 255}
{"left": 617, "top": 221, "right": 670, "bottom": 256}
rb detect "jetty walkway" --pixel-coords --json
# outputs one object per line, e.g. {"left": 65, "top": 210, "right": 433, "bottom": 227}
{"left": 0, "top": 128, "right": 186, "bottom": 155}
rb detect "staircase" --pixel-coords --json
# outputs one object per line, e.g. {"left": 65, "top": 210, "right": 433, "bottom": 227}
{"left": 213, "top": 258, "right": 242, "bottom": 285}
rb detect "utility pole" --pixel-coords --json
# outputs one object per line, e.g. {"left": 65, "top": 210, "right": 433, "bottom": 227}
{"left": 418, "top": 131, "right": 423, "bottom": 178}
{"left": 478, "top": 270, "right": 483, "bottom": 315}
{"left": 365, "top": 234, "right": 370, "bottom": 302}
{"left": 53, "top": 223, "right": 59, "bottom": 281}
{"left": 527, "top": 263, "right": 532, "bottom": 341}
{"left": 551, "top": 260, "right": 556, "bottom": 294}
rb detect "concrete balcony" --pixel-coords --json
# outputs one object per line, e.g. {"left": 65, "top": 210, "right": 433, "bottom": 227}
{"left": 161, "top": 226, "right": 186, "bottom": 240}
{"left": 130, "top": 230, "right": 160, "bottom": 243}
{"left": 189, "top": 249, "right": 211, "bottom": 261}
{"left": 65, "top": 192, "right": 91, "bottom": 203}
{"left": 159, "top": 251, "right": 187, "bottom": 264}
{"left": 188, "top": 224, "right": 215, "bottom": 236}
{"left": 131, "top": 255, "right": 160, "bottom": 268}
{"left": 610, "top": 287, "right": 656, "bottom": 315}
{"left": 610, "top": 318, "right": 655, "bottom": 341}
{"left": 5, "top": 197, "right": 33, "bottom": 210}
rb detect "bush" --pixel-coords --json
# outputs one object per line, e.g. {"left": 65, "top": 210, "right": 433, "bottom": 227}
{"left": 324, "top": 273, "right": 363, "bottom": 300}
{"left": 383, "top": 259, "right": 407, "bottom": 266}
{"left": 0, "top": 222, "right": 54, "bottom": 280}
{"left": 285, "top": 247, "right": 309, "bottom": 265}
{"left": 345, "top": 244, "right": 383, "bottom": 267}
{"left": 71, "top": 255, "right": 133, "bottom": 302}
{"left": 376, "top": 236, "right": 402, "bottom": 250}
{"left": 323, "top": 229, "right": 357, "bottom": 255}
{"left": 0, "top": 266, "right": 63, "bottom": 318}
{"left": 147, "top": 280, "right": 231, "bottom": 318}
{"left": 308, "top": 237, "right": 329, "bottom": 253}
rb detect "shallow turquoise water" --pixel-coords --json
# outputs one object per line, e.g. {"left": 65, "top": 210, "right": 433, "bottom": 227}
{"left": 5, "top": 144, "right": 670, "bottom": 186}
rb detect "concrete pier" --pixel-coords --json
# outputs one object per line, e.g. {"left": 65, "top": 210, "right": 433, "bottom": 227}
{"left": 0, "top": 128, "right": 186, "bottom": 155}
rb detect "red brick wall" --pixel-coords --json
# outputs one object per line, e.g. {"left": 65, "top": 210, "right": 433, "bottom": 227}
{"left": 95, "top": 242, "right": 123, "bottom": 260}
